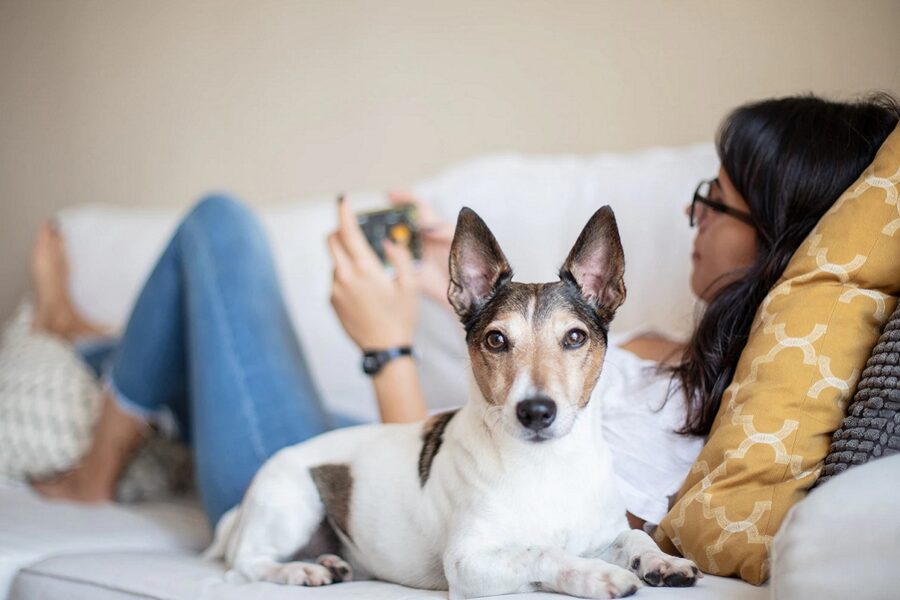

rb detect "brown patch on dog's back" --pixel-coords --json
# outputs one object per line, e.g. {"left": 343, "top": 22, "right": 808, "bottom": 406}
{"left": 309, "top": 464, "right": 353, "bottom": 543}
{"left": 418, "top": 410, "right": 458, "bottom": 486}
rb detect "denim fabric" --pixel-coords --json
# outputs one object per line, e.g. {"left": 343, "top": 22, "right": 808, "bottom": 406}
{"left": 95, "top": 195, "right": 344, "bottom": 525}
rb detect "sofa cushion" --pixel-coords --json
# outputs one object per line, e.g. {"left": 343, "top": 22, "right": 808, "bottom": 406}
{"left": 769, "top": 453, "right": 900, "bottom": 600}
{"left": 655, "top": 124, "right": 900, "bottom": 583}
{"left": 0, "top": 482, "right": 209, "bottom": 597}
{"left": 9, "top": 551, "right": 769, "bottom": 600}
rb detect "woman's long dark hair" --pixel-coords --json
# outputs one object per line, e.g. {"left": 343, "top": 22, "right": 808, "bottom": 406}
{"left": 671, "top": 92, "right": 900, "bottom": 437}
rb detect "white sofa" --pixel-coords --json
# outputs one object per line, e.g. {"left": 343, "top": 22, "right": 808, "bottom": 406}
{"left": 5, "top": 144, "right": 895, "bottom": 599}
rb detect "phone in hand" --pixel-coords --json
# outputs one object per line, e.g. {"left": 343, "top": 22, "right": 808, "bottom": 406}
{"left": 357, "top": 204, "right": 422, "bottom": 264}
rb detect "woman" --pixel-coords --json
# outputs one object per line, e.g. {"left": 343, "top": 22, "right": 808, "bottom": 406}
{"left": 32, "top": 93, "right": 900, "bottom": 531}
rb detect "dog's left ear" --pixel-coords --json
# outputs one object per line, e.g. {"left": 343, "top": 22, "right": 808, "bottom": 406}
{"left": 560, "top": 206, "right": 626, "bottom": 322}
{"left": 448, "top": 207, "right": 513, "bottom": 323}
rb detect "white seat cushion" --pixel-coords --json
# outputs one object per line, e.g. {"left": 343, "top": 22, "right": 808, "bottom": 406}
{"left": 770, "top": 453, "right": 900, "bottom": 600}
{"left": 10, "top": 550, "right": 768, "bottom": 600}
{"left": 0, "top": 482, "right": 209, "bottom": 597}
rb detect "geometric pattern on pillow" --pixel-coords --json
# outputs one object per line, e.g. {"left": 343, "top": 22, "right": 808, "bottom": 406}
{"left": 0, "top": 300, "right": 194, "bottom": 502}
{"left": 655, "top": 124, "right": 900, "bottom": 584}
{"left": 816, "top": 299, "right": 900, "bottom": 486}
{"left": 0, "top": 301, "right": 103, "bottom": 479}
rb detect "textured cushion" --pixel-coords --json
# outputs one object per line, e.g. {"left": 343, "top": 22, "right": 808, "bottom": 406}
{"left": 0, "top": 301, "right": 102, "bottom": 479}
{"left": 655, "top": 124, "right": 900, "bottom": 583}
{"left": 0, "top": 301, "right": 192, "bottom": 502}
{"left": 769, "top": 453, "right": 900, "bottom": 600}
{"left": 816, "top": 300, "right": 900, "bottom": 486}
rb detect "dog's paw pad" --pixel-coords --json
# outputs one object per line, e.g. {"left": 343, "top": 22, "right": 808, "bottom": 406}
{"left": 266, "top": 561, "right": 333, "bottom": 586}
{"left": 633, "top": 551, "right": 700, "bottom": 588}
{"left": 316, "top": 554, "right": 353, "bottom": 582}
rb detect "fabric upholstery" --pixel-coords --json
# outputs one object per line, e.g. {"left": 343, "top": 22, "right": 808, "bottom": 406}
{"left": 770, "top": 453, "right": 900, "bottom": 600}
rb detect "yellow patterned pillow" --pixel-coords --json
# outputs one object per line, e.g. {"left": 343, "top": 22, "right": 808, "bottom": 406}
{"left": 654, "top": 124, "right": 900, "bottom": 584}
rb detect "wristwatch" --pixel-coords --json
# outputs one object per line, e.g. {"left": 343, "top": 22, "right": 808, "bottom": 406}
{"left": 361, "top": 346, "right": 414, "bottom": 376}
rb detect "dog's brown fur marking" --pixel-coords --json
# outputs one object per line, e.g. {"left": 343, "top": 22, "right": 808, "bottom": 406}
{"left": 309, "top": 464, "right": 354, "bottom": 544}
{"left": 418, "top": 410, "right": 458, "bottom": 486}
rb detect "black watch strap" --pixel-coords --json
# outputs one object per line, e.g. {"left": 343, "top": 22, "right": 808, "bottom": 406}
{"left": 361, "top": 346, "right": 414, "bottom": 376}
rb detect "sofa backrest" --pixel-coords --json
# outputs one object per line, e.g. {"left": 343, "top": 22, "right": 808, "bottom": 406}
{"left": 57, "top": 144, "right": 717, "bottom": 421}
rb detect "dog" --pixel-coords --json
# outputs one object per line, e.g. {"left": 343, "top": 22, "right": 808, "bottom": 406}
{"left": 204, "top": 206, "right": 700, "bottom": 598}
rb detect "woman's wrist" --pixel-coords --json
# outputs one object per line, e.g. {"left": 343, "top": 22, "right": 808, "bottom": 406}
{"left": 371, "top": 355, "right": 427, "bottom": 423}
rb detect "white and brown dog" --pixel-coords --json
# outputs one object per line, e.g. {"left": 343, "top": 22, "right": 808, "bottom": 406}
{"left": 205, "top": 206, "right": 700, "bottom": 598}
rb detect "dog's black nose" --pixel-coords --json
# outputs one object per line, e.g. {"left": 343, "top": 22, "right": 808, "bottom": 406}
{"left": 516, "top": 397, "right": 557, "bottom": 431}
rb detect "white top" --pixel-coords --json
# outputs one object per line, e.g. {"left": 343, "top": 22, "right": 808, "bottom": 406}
{"left": 594, "top": 341, "right": 705, "bottom": 525}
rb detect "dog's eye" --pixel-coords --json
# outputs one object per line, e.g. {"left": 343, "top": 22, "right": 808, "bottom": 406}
{"left": 563, "top": 329, "right": 587, "bottom": 349}
{"left": 484, "top": 330, "right": 508, "bottom": 352}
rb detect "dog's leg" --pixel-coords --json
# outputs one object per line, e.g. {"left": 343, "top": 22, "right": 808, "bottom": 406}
{"left": 225, "top": 463, "right": 348, "bottom": 586}
{"left": 445, "top": 545, "right": 641, "bottom": 599}
{"left": 599, "top": 529, "right": 701, "bottom": 587}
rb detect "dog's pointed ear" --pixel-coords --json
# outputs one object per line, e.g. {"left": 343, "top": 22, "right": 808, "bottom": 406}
{"left": 560, "top": 206, "right": 626, "bottom": 322}
{"left": 448, "top": 207, "right": 512, "bottom": 322}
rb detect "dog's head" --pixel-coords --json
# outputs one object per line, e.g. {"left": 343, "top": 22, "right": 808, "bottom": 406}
{"left": 448, "top": 206, "right": 626, "bottom": 443}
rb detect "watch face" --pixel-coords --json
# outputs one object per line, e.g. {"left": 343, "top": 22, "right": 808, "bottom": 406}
{"left": 362, "top": 354, "right": 381, "bottom": 375}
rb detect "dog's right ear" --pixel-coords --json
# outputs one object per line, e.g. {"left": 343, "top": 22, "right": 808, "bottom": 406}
{"left": 559, "top": 205, "right": 626, "bottom": 323}
{"left": 447, "top": 207, "right": 512, "bottom": 323}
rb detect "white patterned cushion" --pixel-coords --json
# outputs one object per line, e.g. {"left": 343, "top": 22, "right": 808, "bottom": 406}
{"left": 0, "top": 301, "right": 102, "bottom": 479}
{"left": 0, "top": 301, "right": 192, "bottom": 501}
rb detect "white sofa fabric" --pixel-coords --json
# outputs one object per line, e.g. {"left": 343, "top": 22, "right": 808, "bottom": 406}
{"left": 770, "top": 453, "right": 900, "bottom": 600}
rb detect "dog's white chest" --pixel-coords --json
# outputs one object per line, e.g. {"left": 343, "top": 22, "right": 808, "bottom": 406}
{"left": 453, "top": 453, "right": 625, "bottom": 556}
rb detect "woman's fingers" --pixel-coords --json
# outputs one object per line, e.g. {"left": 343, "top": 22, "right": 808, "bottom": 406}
{"left": 383, "top": 238, "right": 416, "bottom": 290}
{"left": 337, "top": 195, "right": 381, "bottom": 270}
{"left": 326, "top": 232, "right": 354, "bottom": 281}
{"left": 421, "top": 221, "right": 455, "bottom": 243}
{"left": 387, "top": 189, "right": 446, "bottom": 230}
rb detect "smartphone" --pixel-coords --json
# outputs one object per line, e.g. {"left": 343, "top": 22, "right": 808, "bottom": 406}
{"left": 357, "top": 204, "right": 422, "bottom": 264}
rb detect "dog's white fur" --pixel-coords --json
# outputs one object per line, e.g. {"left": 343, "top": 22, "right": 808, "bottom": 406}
{"left": 205, "top": 208, "right": 699, "bottom": 598}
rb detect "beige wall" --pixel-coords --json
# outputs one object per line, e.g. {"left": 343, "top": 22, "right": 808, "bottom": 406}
{"left": 2, "top": 0, "right": 899, "bottom": 322}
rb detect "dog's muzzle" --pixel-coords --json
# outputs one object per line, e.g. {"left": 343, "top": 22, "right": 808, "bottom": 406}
{"left": 516, "top": 397, "right": 557, "bottom": 432}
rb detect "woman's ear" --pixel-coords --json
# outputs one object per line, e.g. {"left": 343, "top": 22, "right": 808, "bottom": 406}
{"left": 560, "top": 206, "right": 626, "bottom": 322}
{"left": 447, "top": 207, "right": 512, "bottom": 323}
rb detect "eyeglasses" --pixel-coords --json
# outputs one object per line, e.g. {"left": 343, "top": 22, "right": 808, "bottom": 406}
{"left": 689, "top": 178, "right": 756, "bottom": 228}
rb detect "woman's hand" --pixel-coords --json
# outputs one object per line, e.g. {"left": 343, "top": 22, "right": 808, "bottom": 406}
{"left": 387, "top": 190, "right": 454, "bottom": 310}
{"left": 327, "top": 196, "right": 418, "bottom": 350}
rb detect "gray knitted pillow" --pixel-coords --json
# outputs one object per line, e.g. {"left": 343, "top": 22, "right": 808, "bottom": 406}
{"left": 817, "top": 299, "right": 900, "bottom": 486}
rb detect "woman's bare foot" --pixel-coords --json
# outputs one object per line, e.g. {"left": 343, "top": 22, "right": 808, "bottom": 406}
{"left": 30, "top": 220, "right": 109, "bottom": 341}
{"left": 31, "top": 468, "right": 115, "bottom": 503}
{"left": 32, "top": 393, "right": 148, "bottom": 503}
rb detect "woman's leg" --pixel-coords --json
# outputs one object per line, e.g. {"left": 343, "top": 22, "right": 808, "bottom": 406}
{"left": 29, "top": 220, "right": 112, "bottom": 340}
{"left": 37, "top": 195, "right": 333, "bottom": 524}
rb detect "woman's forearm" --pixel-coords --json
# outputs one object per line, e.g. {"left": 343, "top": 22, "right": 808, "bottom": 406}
{"left": 371, "top": 356, "right": 428, "bottom": 423}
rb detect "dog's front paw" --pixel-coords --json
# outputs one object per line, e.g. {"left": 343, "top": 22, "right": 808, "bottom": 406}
{"left": 316, "top": 554, "right": 353, "bottom": 582}
{"left": 560, "top": 563, "right": 641, "bottom": 599}
{"left": 629, "top": 551, "right": 701, "bottom": 588}
{"left": 264, "top": 561, "right": 335, "bottom": 586}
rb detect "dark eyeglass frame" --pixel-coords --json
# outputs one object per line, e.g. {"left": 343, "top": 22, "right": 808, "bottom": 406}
{"left": 690, "top": 178, "right": 757, "bottom": 228}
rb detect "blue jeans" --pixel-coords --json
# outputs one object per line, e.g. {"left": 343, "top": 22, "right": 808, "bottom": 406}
{"left": 79, "top": 195, "right": 346, "bottom": 525}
